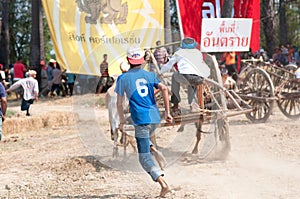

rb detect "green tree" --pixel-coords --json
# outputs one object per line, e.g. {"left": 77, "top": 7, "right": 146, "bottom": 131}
{"left": 0, "top": 0, "right": 52, "bottom": 67}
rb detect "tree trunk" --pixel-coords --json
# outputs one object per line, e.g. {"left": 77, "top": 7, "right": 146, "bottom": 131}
{"left": 262, "top": 0, "right": 277, "bottom": 56}
{"left": 164, "top": 0, "right": 172, "bottom": 53}
{"left": 30, "top": 0, "right": 41, "bottom": 89}
{"left": 279, "top": 0, "right": 287, "bottom": 45}
{"left": 0, "top": 0, "right": 10, "bottom": 67}
{"left": 221, "top": 0, "right": 234, "bottom": 18}
{"left": 39, "top": 0, "right": 45, "bottom": 61}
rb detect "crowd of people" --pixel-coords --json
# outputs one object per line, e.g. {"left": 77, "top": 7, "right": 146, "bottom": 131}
{"left": 241, "top": 44, "right": 300, "bottom": 67}
{"left": 1, "top": 55, "right": 116, "bottom": 99}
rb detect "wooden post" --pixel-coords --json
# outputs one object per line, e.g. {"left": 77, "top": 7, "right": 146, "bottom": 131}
{"left": 197, "top": 85, "right": 204, "bottom": 109}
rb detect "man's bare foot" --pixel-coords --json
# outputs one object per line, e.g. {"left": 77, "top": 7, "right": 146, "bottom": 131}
{"left": 159, "top": 185, "right": 171, "bottom": 197}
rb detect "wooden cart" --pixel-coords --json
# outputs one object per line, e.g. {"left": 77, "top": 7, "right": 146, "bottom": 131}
{"left": 238, "top": 60, "right": 300, "bottom": 122}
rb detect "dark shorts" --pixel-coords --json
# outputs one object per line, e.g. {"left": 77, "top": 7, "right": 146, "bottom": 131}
{"left": 21, "top": 98, "right": 34, "bottom": 111}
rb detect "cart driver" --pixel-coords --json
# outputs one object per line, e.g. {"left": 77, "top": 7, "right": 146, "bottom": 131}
{"left": 160, "top": 38, "right": 210, "bottom": 116}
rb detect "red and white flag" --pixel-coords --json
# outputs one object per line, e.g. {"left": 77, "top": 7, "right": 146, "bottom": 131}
{"left": 176, "top": 0, "right": 260, "bottom": 52}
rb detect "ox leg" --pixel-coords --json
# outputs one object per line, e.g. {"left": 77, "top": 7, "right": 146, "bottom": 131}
{"left": 122, "top": 131, "right": 127, "bottom": 157}
{"left": 177, "top": 124, "right": 185, "bottom": 132}
{"left": 150, "top": 134, "right": 158, "bottom": 149}
{"left": 192, "top": 84, "right": 204, "bottom": 154}
{"left": 192, "top": 119, "right": 203, "bottom": 154}
{"left": 112, "top": 128, "right": 119, "bottom": 158}
{"left": 128, "top": 135, "right": 137, "bottom": 153}
{"left": 110, "top": 127, "right": 114, "bottom": 141}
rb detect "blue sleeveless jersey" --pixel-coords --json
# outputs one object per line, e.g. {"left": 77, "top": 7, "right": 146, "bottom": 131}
{"left": 115, "top": 68, "right": 161, "bottom": 125}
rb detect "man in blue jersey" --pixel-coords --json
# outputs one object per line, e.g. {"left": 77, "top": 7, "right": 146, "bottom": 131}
{"left": 115, "top": 47, "right": 172, "bottom": 197}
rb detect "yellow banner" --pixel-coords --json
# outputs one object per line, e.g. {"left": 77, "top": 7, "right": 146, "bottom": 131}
{"left": 41, "top": 0, "right": 164, "bottom": 76}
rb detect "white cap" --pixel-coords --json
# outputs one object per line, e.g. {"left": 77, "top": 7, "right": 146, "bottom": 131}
{"left": 127, "top": 47, "right": 144, "bottom": 65}
{"left": 49, "top": 58, "right": 56, "bottom": 63}
{"left": 27, "top": 70, "right": 37, "bottom": 76}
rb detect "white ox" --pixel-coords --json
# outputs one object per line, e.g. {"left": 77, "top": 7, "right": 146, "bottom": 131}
{"left": 105, "top": 80, "right": 137, "bottom": 157}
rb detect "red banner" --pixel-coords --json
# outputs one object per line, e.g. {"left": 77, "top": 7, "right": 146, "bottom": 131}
{"left": 176, "top": 0, "right": 260, "bottom": 52}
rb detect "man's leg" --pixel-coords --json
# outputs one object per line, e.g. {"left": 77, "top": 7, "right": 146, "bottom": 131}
{"left": 135, "top": 125, "right": 163, "bottom": 181}
{"left": 68, "top": 83, "right": 74, "bottom": 96}
{"left": 171, "top": 72, "right": 190, "bottom": 108}
{"left": 187, "top": 86, "right": 196, "bottom": 105}
{"left": 135, "top": 124, "right": 170, "bottom": 197}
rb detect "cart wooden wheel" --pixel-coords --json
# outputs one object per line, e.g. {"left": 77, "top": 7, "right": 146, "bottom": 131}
{"left": 242, "top": 68, "right": 275, "bottom": 123}
{"left": 277, "top": 80, "right": 300, "bottom": 119}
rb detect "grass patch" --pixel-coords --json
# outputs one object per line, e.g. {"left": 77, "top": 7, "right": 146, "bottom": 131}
{"left": 96, "top": 97, "right": 106, "bottom": 107}
{"left": 6, "top": 110, "right": 16, "bottom": 117}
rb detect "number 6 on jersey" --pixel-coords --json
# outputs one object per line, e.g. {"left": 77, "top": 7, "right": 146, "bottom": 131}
{"left": 136, "top": 78, "right": 149, "bottom": 97}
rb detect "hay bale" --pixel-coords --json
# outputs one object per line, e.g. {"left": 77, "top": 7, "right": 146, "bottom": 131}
{"left": 3, "top": 111, "right": 79, "bottom": 134}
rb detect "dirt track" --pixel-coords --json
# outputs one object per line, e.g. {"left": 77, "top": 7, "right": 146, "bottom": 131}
{"left": 0, "top": 95, "right": 300, "bottom": 198}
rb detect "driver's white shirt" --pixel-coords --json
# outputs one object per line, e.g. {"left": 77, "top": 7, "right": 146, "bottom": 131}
{"left": 161, "top": 49, "right": 202, "bottom": 75}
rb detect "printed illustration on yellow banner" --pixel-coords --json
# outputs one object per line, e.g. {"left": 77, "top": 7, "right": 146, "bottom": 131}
{"left": 42, "top": 0, "right": 164, "bottom": 75}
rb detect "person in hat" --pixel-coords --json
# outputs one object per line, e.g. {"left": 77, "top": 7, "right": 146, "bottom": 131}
{"left": 160, "top": 37, "right": 208, "bottom": 116}
{"left": 6, "top": 70, "right": 39, "bottom": 116}
{"left": 115, "top": 47, "right": 172, "bottom": 197}
{"left": 47, "top": 59, "right": 56, "bottom": 92}
{"left": 153, "top": 40, "right": 169, "bottom": 68}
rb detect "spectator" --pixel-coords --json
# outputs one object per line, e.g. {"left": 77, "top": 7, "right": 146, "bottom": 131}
{"left": 8, "top": 64, "right": 14, "bottom": 85}
{"left": 153, "top": 40, "right": 169, "bottom": 68}
{"left": 50, "top": 63, "right": 62, "bottom": 97}
{"left": 223, "top": 51, "right": 238, "bottom": 81}
{"left": 4, "top": 66, "right": 10, "bottom": 85}
{"left": 96, "top": 54, "right": 109, "bottom": 94}
{"left": 47, "top": 59, "right": 56, "bottom": 91}
{"left": 0, "top": 64, "right": 6, "bottom": 87}
{"left": 13, "top": 57, "right": 27, "bottom": 99}
{"left": 272, "top": 47, "right": 280, "bottom": 62}
{"left": 281, "top": 45, "right": 289, "bottom": 65}
{"left": 293, "top": 46, "right": 299, "bottom": 63}
{"left": 6, "top": 70, "right": 39, "bottom": 116}
{"left": 66, "top": 73, "right": 76, "bottom": 96}
{"left": 274, "top": 48, "right": 288, "bottom": 66}
{"left": 259, "top": 49, "right": 269, "bottom": 61}
{"left": 40, "top": 60, "right": 48, "bottom": 97}
{"left": 0, "top": 81, "right": 7, "bottom": 141}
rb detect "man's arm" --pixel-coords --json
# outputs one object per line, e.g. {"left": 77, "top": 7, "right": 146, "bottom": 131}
{"left": 1, "top": 97, "right": 7, "bottom": 122}
{"left": 6, "top": 80, "right": 21, "bottom": 92}
{"left": 117, "top": 94, "right": 126, "bottom": 131}
{"left": 157, "top": 83, "right": 172, "bottom": 123}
